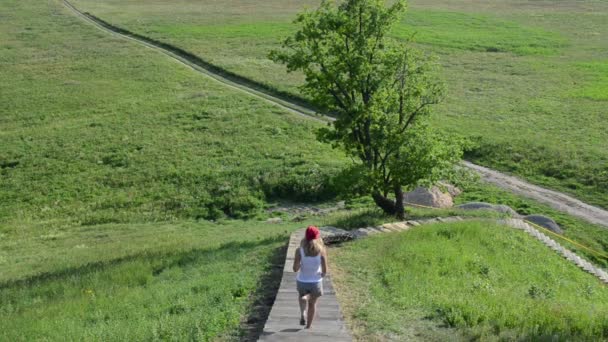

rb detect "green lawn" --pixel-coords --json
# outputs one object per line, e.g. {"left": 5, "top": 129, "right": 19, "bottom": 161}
{"left": 332, "top": 221, "right": 608, "bottom": 341}
{"left": 69, "top": 0, "right": 608, "bottom": 209}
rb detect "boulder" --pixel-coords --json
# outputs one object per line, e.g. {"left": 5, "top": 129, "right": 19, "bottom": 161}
{"left": 493, "top": 204, "right": 519, "bottom": 217}
{"left": 403, "top": 186, "right": 453, "bottom": 209}
{"left": 456, "top": 202, "right": 494, "bottom": 210}
{"left": 437, "top": 181, "right": 462, "bottom": 197}
{"left": 456, "top": 202, "right": 518, "bottom": 217}
{"left": 523, "top": 214, "right": 563, "bottom": 235}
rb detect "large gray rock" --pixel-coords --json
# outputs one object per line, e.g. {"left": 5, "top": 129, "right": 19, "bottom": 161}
{"left": 524, "top": 214, "right": 563, "bottom": 235}
{"left": 437, "top": 181, "right": 462, "bottom": 197}
{"left": 457, "top": 202, "right": 494, "bottom": 210}
{"left": 493, "top": 204, "right": 519, "bottom": 217}
{"left": 403, "top": 186, "right": 453, "bottom": 209}
{"left": 456, "top": 202, "right": 518, "bottom": 217}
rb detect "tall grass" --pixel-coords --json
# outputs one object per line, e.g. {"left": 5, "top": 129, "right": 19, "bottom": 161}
{"left": 0, "top": 237, "right": 285, "bottom": 341}
{"left": 332, "top": 221, "right": 608, "bottom": 340}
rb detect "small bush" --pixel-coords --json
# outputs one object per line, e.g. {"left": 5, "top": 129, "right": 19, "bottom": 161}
{"left": 257, "top": 165, "right": 339, "bottom": 202}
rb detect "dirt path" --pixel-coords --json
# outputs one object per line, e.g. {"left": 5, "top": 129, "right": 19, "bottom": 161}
{"left": 61, "top": 0, "right": 328, "bottom": 124}
{"left": 464, "top": 162, "right": 608, "bottom": 227}
{"left": 63, "top": 0, "right": 607, "bottom": 229}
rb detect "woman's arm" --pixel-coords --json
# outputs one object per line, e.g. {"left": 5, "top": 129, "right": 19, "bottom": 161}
{"left": 293, "top": 248, "right": 301, "bottom": 273}
{"left": 321, "top": 250, "right": 328, "bottom": 277}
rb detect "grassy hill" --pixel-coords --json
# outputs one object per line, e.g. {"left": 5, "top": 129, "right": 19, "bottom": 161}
{"left": 2, "top": 0, "right": 607, "bottom": 340}
{"left": 332, "top": 221, "right": 608, "bottom": 340}
{"left": 0, "top": 0, "right": 346, "bottom": 230}
{"left": 0, "top": 0, "right": 342, "bottom": 339}
{"left": 69, "top": 0, "right": 608, "bottom": 209}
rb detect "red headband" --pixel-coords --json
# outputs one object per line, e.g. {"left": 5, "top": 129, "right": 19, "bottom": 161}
{"left": 305, "top": 225, "right": 320, "bottom": 241}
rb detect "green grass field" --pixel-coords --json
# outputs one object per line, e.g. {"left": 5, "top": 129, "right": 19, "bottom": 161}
{"left": 0, "top": 0, "right": 347, "bottom": 229}
{"left": 2, "top": 0, "right": 608, "bottom": 339}
{"left": 69, "top": 0, "right": 608, "bottom": 209}
{"left": 322, "top": 180, "right": 608, "bottom": 269}
{"left": 0, "top": 217, "right": 320, "bottom": 341}
{"left": 1, "top": 234, "right": 283, "bottom": 341}
{"left": 0, "top": 0, "right": 343, "bottom": 339}
{"left": 332, "top": 221, "right": 608, "bottom": 340}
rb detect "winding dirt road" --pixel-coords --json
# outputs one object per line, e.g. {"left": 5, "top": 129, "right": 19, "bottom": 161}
{"left": 62, "top": 0, "right": 608, "bottom": 228}
{"left": 464, "top": 162, "right": 608, "bottom": 227}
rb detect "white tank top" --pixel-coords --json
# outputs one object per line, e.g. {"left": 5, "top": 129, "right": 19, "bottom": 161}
{"left": 296, "top": 247, "right": 323, "bottom": 283}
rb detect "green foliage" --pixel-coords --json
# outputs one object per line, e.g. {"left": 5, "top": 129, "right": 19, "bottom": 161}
{"left": 323, "top": 208, "right": 393, "bottom": 229}
{"left": 256, "top": 164, "right": 340, "bottom": 202}
{"left": 333, "top": 221, "right": 608, "bottom": 340}
{"left": 270, "top": 0, "right": 462, "bottom": 215}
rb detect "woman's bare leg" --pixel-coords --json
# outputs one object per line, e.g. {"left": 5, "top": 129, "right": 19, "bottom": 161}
{"left": 306, "top": 296, "right": 319, "bottom": 329}
{"left": 299, "top": 294, "right": 309, "bottom": 323}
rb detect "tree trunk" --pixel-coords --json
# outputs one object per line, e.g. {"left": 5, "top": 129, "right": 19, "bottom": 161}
{"left": 372, "top": 191, "right": 397, "bottom": 215}
{"left": 394, "top": 184, "right": 405, "bottom": 220}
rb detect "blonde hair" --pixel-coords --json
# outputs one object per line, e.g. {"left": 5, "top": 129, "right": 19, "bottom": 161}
{"left": 300, "top": 237, "right": 325, "bottom": 257}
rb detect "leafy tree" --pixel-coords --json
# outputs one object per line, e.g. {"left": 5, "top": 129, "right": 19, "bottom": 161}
{"left": 270, "top": 0, "right": 462, "bottom": 218}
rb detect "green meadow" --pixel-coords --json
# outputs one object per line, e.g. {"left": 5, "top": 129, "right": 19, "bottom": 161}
{"left": 70, "top": 0, "right": 608, "bottom": 209}
{"left": 0, "top": 0, "right": 341, "bottom": 339}
{"left": 1, "top": 0, "right": 347, "bottom": 230}
{"left": 2, "top": 0, "right": 608, "bottom": 340}
{"left": 332, "top": 221, "right": 608, "bottom": 340}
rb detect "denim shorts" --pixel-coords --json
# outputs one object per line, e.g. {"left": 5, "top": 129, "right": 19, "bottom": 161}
{"left": 297, "top": 280, "right": 323, "bottom": 297}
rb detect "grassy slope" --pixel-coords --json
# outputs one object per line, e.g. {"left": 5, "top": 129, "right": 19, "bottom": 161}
{"left": 457, "top": 182, "right": 608, "bottom": 269}
{"left": 69, "top": 0, "right": 608, "bottom": 209}
{"left": 332, "top": 221, "right": 608, "bottom": 341}
{"left": 0, "top": 0, "right": 342, "bottom": 339}
{"left": 320, "top": 181, "right": 608, "bottom": 269}
{"left": 0, "top": 0, "right": 346, "bottom": 229}
{"left": 1, "top": 234, "right": 284, "bottom": 341}
{"left": 1, "top": 1, "right": 607, "bottom": 338}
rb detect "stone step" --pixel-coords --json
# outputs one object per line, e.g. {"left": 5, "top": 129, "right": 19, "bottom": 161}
{"left": 375, "top": 226, "right": 393, "bottom": 233}
{"left": 393, "top": 222, "right": 410, "bottom": 230}
{"left": 379, "top": 224, "right": 398, "bottom": 232}
{"left": 362, "top": 227, "right": 380, "bottom": 234}
{"left": 354, "top": 228, "right": 369, "bottom": 237}
{"left": 260, "top": 331, "right": 352, "bottom": 342}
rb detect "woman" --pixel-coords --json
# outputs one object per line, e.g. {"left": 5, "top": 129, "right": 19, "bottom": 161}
{"left": 293, "top": 225, "right": 327, "bottom": 329}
